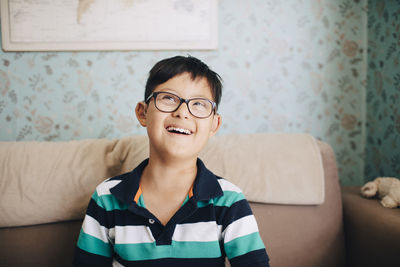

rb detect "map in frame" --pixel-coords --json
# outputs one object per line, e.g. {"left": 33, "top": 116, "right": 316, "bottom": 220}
{"left": 0, "top": 0, "right": 218, "bottom": 51}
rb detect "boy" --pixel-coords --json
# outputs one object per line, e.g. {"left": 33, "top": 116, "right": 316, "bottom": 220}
{"left": 73, "top": 56, "right": 270, "bottom": 266}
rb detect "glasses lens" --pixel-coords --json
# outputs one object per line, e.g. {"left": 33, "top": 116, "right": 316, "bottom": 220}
{"left": 188, "top": 98, "right": 213, "bottom": 118}
{"left": 155, "top": 92, "right": 180, "bottom": 112}
{"left": 154, "top": 92, "right": 214, "bottom": 118}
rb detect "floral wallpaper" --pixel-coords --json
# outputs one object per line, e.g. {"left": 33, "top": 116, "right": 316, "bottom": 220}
{"left": 0, "top": 0, "right": 369, "bottom": 185}
{"left": 365, "top": 0, "right": 400, "bottom": 181}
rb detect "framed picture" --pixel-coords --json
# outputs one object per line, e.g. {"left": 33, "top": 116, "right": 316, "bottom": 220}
{"left": 1, "top": 0, "right": 218, "bottom": 51}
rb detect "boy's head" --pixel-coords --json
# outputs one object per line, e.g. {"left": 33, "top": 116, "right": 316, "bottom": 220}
{"left": 136, "top": 55, "right": 222, "bottom": 160}
{"left": 144, "top": 55, "right": 222, "bottom": 110}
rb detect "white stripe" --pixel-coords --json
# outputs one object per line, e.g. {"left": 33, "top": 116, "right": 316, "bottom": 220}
{"left": 173, "top": 221, "right": 222, "bottom": 242}
{"left": 223, "top": 215, "right": 259, "bottom": 243}
{"left": 218, "top": 179, "right": 242, "bottom": 193}
{"left": 82, "top": 215, "right": 110, "bottom": 243}
{"left": 96, "top": 179, "right": 122, "bottom": 196}
{"left": 114, "top": 225, "right": 155, "bottom": 244}
{"left": 112, "top": 259, "right": 124, "bottom": 267}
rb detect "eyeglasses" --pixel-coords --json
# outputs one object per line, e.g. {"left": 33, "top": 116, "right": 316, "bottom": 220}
{"left": 145, "top": 91, "right": 216, "bottom": 119}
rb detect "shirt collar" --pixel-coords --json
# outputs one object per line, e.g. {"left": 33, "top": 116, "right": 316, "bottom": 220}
{"left": 110, "top": 158, "right": 223, "bottom": 205}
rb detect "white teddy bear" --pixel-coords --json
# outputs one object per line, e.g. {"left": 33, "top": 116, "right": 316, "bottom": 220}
{"left": 360, "top": 177, "right": 400, "bottom": 208}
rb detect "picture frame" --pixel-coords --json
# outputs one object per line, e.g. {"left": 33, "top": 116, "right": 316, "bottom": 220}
{"left": 0, "top": 0, "right": 218, "bottom": 51}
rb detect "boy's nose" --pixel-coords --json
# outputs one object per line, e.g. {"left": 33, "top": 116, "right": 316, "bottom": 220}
{"left": 172, "top": 102, "right": 190, "bottom": 118}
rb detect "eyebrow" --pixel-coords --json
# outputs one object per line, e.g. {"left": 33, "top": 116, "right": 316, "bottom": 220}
{"left": 157, "top": 89, "right": 212, "bottom": 99}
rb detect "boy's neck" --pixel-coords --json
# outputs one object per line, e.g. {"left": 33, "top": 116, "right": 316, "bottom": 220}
{"left": 141, "top": 155, "right": 198, "bottom": 193}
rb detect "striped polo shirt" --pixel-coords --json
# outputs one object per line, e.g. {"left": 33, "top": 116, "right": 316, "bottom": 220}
{"left": 74, "top": 159, "right": 269, "bottom": 267}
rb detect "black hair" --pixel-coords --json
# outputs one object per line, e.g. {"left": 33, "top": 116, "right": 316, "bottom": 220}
{"left": 144, "top": 55, "right": 222, "bottom": 109}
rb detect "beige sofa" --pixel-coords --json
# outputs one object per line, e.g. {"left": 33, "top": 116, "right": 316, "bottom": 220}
{"left": 0, "top": 133, "right": 398, "bottom": 267}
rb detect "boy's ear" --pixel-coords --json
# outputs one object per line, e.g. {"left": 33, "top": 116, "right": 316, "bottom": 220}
{"left": 209, "top": 113, "right": 222, "bottom": 137}
{"left": 135, "top": 102, "right": 147, "bottom": 127}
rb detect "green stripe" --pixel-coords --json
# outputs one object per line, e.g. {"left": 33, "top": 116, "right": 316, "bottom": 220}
{"left": 92, "top": 188, "right": 242, "bottom": 210}
{"left": 114, "top": 240, "right": 221, "bottom": 261}
{"left": 92, "top": 192, "right": 129, "bottom": 211}
{"left": 181, "top": 195, "right": 189, "bottom": 206}
{"left": 224, "top": 232, "right": 265, "bottom": 259}
{"left": 77, "top": 229, "right": 112, "bottom": 257}
{"left": 137, "top": 194, "right": 146, "bottom": 208}
{"left": 198, "top": 191, "right": 245, "bottom": 208}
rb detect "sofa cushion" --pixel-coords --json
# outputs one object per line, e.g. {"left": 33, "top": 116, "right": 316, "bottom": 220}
{"left": 201, "top": 133, "right": 324, "bottom": 205}
{"left": 0, "top": 137, "right": 149, "bottom": 227}
{"left": 0, "top": 133, "right": 324, "bottom": 227}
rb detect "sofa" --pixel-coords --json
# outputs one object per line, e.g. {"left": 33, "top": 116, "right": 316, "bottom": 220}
{"left": 0, "top": 133, "right": 398, "bottom": 267}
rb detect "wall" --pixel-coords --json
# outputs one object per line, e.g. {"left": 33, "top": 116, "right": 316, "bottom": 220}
{"left": 0, "top": 0, "right": 368, "bottom": 185}
{"left": 365, "top": 0, "right": 400, "bottom": 180}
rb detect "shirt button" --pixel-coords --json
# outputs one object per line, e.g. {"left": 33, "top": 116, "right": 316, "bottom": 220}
{"left": 149, "top": 219, "right": 155, "bottom": 224}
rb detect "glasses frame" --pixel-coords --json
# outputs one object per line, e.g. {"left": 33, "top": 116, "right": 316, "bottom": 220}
{"left": 145, "top": 91, "right": 217, "bottom": 119}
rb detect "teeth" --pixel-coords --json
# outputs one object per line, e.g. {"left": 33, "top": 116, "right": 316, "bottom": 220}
{"left": 167, "top": 126, "right": 191, "bottom": 135}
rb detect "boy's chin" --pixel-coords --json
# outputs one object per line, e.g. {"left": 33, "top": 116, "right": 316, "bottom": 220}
{"left": 149, "top": 135, "right": 211, "bottom": 161}
{"left": 154, "top": 145, "right": 204, "bottom": 162}
{"left": 164, "top": 148, "right": 201, "bottom": 160}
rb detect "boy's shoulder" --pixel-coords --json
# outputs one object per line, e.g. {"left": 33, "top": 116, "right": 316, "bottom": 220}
{"left": 212, "top": 176, "right": 247, "bottom": 206}
{"left": 94, "top": 171, "right": 132, "bottom": 196}
{"left": 215, "top": 176, "right": 243, "bottom": 194}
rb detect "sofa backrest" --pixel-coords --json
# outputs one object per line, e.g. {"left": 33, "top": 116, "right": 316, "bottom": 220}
{"left": 0, "top": 133, "right": 324, "bottom": 227}
{"left": 251, "top": 141, "right": 345, "bottom": 267}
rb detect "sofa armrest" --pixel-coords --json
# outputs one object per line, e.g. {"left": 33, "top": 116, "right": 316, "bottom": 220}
{"left": 341, "top": 186, "right": 400, "bottom": 267}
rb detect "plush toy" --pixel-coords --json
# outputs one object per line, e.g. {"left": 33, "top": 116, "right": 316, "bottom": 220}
{"left": 361, "top": 177, "right": 400, "bottom": 208}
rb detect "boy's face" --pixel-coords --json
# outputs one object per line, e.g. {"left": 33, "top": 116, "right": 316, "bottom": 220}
{"left": 136, "top": 72, "right": 221, "bottom": 161}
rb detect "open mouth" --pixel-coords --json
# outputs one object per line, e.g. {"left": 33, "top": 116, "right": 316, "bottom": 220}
{"left": 166, "top": 126, "right": 192, "bottom": 135}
